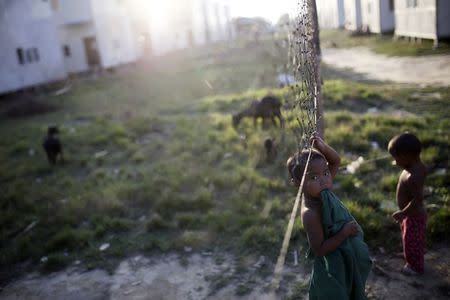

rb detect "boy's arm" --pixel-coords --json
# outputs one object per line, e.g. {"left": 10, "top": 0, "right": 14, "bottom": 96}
{"left": 312, "top": 134, "right": 341, "bottom": 178}
{"left": 303, "top": 210, "right": 357, "bottom": 257}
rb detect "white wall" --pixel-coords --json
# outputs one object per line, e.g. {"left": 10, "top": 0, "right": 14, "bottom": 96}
{"left": 344, "top": 0, "right": 363, "bottom": 30}
{"left": 317, "top": 0, "right": 345, "bottom": 29}
{"left": 361, "top": 0, "right": 394, "bottom": 33}
{"left": 91, "top": 0, "right": 138, "bottom": 68}
{"left": 58, "top": 0, "right": 138, "bottom": 72}
{"left": 58, "top": 24, "right": 96, "bottom": 73}
{"left": 0, "top": 0, "right": 66, "bottom": 94}
{"left": 361, "top": 0, "right": 381, "bottom": 32}
{"left": 394, "top": 0, "right": 437, "bottom": 39}
{"left": 59, "top": 0, "right": 92, "bottom": 25}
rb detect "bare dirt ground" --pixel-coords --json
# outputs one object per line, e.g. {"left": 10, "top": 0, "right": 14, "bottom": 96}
{"left": 0, "top": 253, "right": 306, "bottom": 300}
{"left": 322, "top": 47, "right": 450, "bottom": 86}
{"left": 1, "top": 246, "right": 449, "bottom": 300}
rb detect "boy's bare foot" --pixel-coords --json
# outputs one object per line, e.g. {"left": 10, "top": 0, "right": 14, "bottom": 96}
{"left": 401, "top": 264, "right": 420, "bottom": 276}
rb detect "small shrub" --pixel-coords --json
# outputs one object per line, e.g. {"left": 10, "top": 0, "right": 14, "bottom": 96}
{"left": 290, "top": 217, "right": 305, "bottom": 241}
{"left": 131, "top": 151, "right": 145, "bottom": 162}
{"left": 94, "top": 216, "right": 132, "bottom": 237}
{"left": 358, "top": 86, "right": 381, "bottom": 99}
{"left": 175, "top": 213, "right": 206, "bottom": 229}
{"left": 421, "top": 146, "right": 439, "bottom": 165}
{"left": 206, "top": 211, "right": 233, "bottom": 233}
{"left": 270, "top": 197, "right": 289, "bottom": 219}
{"left": 175, "top": 230, "right": 209, "bottom": 249}
{"left": 192, "top": 188, "right": 214, "bottom": 211}
{"left": 427, "top": 207, "right": 450, "bottom": 243}
{"left": 46, "top": 228, "right": 93, "bottom": 252}
{"left": 337, "top": 175, "right": 359, "bottom": 194}
{"left": 345, "top": 201, "right": 386, "bottom": 243}
{"left": 235, "top": 284, "right": 253, "bottom": 296}
{"left": 240, "top": 225, "right": 281, "bottom": 255}
{"left": 9, "top": 141, "right": 30, "bottom": 155}
{"left": 381, "top": 174, "right": 398, "bottom": 193}
{"left": 42, "top": 253, "right": 70, "bottom": 273}
{"left": 146, "top": 214, "right": 172, "bottom": 231}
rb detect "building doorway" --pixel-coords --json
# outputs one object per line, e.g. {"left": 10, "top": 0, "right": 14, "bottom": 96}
{"left": 83, "top": 37, "right": 101, "bottom": 68}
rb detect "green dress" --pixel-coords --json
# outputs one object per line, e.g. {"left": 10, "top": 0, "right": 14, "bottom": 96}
{"left": 308, "top": 189, "right": 372, "bottom": 300}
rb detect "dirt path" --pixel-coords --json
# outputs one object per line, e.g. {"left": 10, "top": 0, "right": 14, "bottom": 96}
{"left": 322, "top": 47, "right": 450, "bottom": 86}
{"left": 1, "top": 247, "right": 449, "bottom": 300}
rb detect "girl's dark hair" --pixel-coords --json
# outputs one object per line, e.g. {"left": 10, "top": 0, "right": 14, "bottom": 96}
{"left": 388, "top": 132, "right": 421, "bottom": 156}
{"left": 287, "top": 149, "right": 326, "bottom": 182}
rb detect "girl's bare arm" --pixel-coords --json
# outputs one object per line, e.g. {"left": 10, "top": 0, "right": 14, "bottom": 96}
{"left": 312, "top": 134, "right": 341, "bottom": 178}
{"left": 303, "top": 209, "right": 357, "bottom": 257}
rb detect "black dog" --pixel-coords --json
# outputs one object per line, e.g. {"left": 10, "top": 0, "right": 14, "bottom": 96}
{"left": 264, "top": 137, "right": 277, "bottom": 163}
{"left": 43, "top": 126, "right": 64, "bottom": 165}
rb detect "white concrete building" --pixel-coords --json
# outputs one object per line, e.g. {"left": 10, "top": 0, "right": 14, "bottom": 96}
{"left": 0, "top": 0, "right": 141, "bottom": 95}
{"left": 394, "top": 0, "right": 450, "bottom": 45}
{"left": 0, "top": 0, "right": 66, "bottom": 94}
{"left": 316, "top": 0, "right": 345, "bottom": 29}
{"left": 361, "top": 0, "right": 395, "bottom": 33}
{"left": 56, "top": 0, "right": 138, "bottom": 74}
{"left": 344, "top": 0, "right": 363, "bottom": 31}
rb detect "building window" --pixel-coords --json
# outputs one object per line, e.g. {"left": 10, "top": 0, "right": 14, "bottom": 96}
{"left": 389, "top": 0, "right": 394, "bottom": 11}
{"left": 406, "top": 0, "right": 418, "bottom": 8}
{"left": 368, "top": 3, "right": 371, "bottom": 13}
{"left": 16, "top": 48, "right": 25, "bottom": 65}
{"left": 26, "top": 49, "right": 34, "bottom": 63}
{"left": 32, "top": 48, "right": 40, "bottom": 62}
{"left": 63, "top": 45, "right": 71, "bottom": 57}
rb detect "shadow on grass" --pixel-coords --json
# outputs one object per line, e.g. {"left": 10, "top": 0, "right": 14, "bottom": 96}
{"left": 322, "top": 63, "right": 386, "bottom": 85}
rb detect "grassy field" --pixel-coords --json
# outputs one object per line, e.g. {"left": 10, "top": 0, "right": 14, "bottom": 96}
{"left": 0, "top": 40, "right": 449, "bottom": 293}
{"left": 320, "top": 29, "right": 450, "bottom": 56}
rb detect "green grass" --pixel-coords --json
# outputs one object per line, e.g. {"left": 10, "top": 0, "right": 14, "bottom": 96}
{"left": 0, "top": 40, "right": 448, "bottom": 286}
{"left": 321, "top": 29, "right": 450, "bottom": 56}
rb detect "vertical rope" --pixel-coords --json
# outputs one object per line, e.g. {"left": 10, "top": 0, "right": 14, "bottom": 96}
{"left": 271, "top": 140, "right": 314, "bottom": 291}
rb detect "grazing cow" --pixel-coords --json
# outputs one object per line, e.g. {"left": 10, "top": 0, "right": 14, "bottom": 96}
{"left": 43, "top": 126, "right": 64, "bottom": 165}
{"left": 232, "top": 95, "right": 284, "bottom": 128}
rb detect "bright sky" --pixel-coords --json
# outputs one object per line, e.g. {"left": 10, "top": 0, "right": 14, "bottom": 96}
{"left": 140, "top": 0, "right": 296, "bottom": 34}
{"left": 224, "top": 0, "right": 294, "bottom": 23}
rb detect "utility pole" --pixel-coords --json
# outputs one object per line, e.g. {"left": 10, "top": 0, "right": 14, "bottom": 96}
{"left": 309, "top": 0, "right": 324, "bottom": 139}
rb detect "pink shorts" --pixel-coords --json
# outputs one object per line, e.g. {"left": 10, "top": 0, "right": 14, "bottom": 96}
{"left": 401, "top": 212, "right": 427, "bottom": 274}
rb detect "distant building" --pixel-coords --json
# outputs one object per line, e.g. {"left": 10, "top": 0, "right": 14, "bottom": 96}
{"left": 316, "top": 0, "right": 345, "bottom": 29}
{"left": 394, "top": 0, "right": 450, "bottom": 45}
{"left": 56, "top": 0, "right": 138, "bottom": 74}
{"left": 0, "top": 0, "right": 66, "bottom": 94}
{"left": 361, "top": 0, "right": 395, "bottom": 33}
{"left": 233, "top": 17, "right": 273, "bottom": 41}
{"left": 344, "top": 0, "right": 363, "bottom": 31}
{"left": 0, "top": 0, "right": 141, "bottom": 95}
{"left": 148, "top": 0, "right": 234, "bottom": 56}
